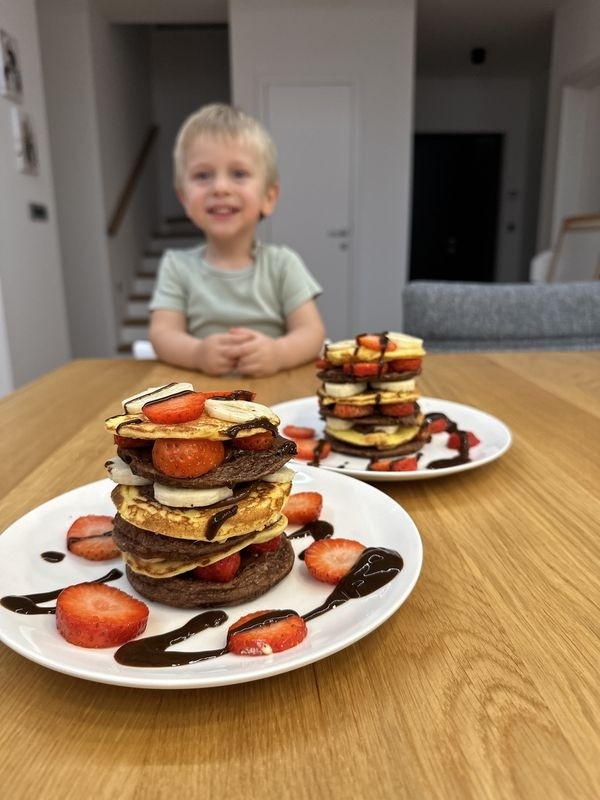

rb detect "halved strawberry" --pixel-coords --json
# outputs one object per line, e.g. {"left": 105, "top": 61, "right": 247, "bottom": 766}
{"left": 231, "top": 431, "right": 275, "bottom": 451}
{"left": 315, "top": 358, "right": 332, "bottom": 370}
{"left": 304, "top": 538, "right": 366, "bottom": 584}
{"left": 143, "top": 391, "right": 206, "bottom": 424}
{"left": 227, "top": 609, "right": 307, "bottom": 656}
{"left": 152, "top": 438, "right": 225, "bottom": 478}
{"left": 192, "top": 552, "right": 241, "bottom": 583}
{"left": 379, "top": 402, "right": 415, "bottom": 418}
{"left": 66, "top": 515, "right": 119, "bottom": 561}
{"left": 333, "top": 403, "right": 374, "bottom": 419}
{"left": 342, "top": 362, "right": 387, "bottom": 378}
{"left": 447, "top": 431, "right": 480, "bottom": 450}
{"left": 113, "top": 434, "right": 150, "bottom": 449}
{"left": 283, "top": 424, "right": 316, "bottom": 440}
{"left": 246, "top": 534, "right": 283, "bottom": 555}
{"left": 293, "top": 438, "right": 332, "bottom": 461}
{"left": 284, "top": 491, "right": 323, "bottom": 525}
{"left": 388, "top": 357, "right": 422, "bottom": 372}
{"left": 357, "top": 333, "right": 397, "bottom": 352}
{"left": 56, "top": 583, "right": 149, "bottom": 648}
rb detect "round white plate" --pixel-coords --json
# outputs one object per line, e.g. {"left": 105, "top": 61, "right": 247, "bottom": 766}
{"left": 272, "top": 396, "right": 512, "bottom": 481}
{"left": 0, "top": 471, "right": 422, "bottom": 689}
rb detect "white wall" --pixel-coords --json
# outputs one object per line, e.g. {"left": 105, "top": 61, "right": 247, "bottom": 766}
{"left": 538, "top": 0, "right": 600, "bottom": 249}
{"left": 415, "top": 76, "right": 546, "bottom": 282}
{"left": 38, "top": 0, "right": 157, "bottom": 356}
{"left": 229, "top": 0, "right": 416, "bottom": 334}
{"left": 0, "top": 0, "right": 71, "bottom": 393}
{"left": 151, "top": 26, "right": 230, "bottom": 222}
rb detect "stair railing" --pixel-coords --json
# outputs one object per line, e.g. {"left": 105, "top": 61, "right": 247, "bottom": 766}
{"left": 106, "top": 124, "right": 159, "bottom": 237}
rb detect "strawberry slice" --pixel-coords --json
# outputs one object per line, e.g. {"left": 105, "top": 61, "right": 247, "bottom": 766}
{"left": 342, "top": 362, "right": 388, "bottom": 378}
{"left": 227, "top": 609, "right": 307, "bottom": 656}
{"left": 246, "top": 534, "right": 283, "bottom": 555}
{"left": 113, "top": 434, "right": 150, "bottom": 449}
{"left": 426, "top": 417, "right": 448, "bottom": 434}
{"left": 293, "top": 438, "right": 332, "bottom": 461}
{"left": 333, "top": 403, "right": 374, "bottom": 419}
{"left": 143, "top": 391, "right": 206, "bottom": 424}
{"left": 368, "top": 455, "right": 418, "bottom": 472}
{"left": 232, "top": 431, "right": 275, "bottom": 451}
{"left": 447, "top": 431, "right": 480, "bottom": 450}
{"left": 284, "top": 491, "right": 323, "bottom": 524}
{"left": 152, "top": 438, "right": 225, "bottom": 478}
{"left": 304, "top": 538, "right": 366, "bottom": 584}
{"left": 379, "top": 402, "right": 415, "bottom": 418}
{"left": 56, "top": 583, "right": 149, "bottom": 648}
{"left": 66, "top": 515, "right": 119, "bottom": 561}
{"left": 192, "top": 552, "right": 241, "bottom": 583}
{"left": 357, "top": 333, "right": 397, "bottom": 352}
{"left": 283, "top": 424, "right": 316, "bottom": 439}
{"left": 315, "top": 358, "right": 332, "bottom": 370}
{"left": 388, "top": 357, "right": 422, "bottom": 372}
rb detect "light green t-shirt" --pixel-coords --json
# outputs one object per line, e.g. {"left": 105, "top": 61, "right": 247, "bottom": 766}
{"left": 149, "top": 243, "right": 322, "bottom": 340}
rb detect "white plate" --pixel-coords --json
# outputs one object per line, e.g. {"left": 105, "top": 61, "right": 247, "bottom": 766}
{"left": 272, "top": 396, "right": 512, "bottom": 481}
{"left": 0, "top": 471, "right": 422, "bottom": 689}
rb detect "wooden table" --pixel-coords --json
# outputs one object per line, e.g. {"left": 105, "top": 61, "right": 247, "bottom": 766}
{"left": 1, "top": 353, "right": 599, "bottom": 799}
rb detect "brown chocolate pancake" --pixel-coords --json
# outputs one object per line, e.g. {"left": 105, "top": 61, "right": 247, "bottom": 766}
{"left": 125, "top": 535, "right": 295, "bottom": 608}
{"left": 118, "top": 435, "right": 296, "bottom": 489}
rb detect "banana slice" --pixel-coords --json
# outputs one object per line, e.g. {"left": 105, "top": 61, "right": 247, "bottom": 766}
{"left": 370, "top": 379, "right": 415, "bottom": 392}
{"left": 123, "top": 382, "right": 193, "bottom": 414}
{"left": 324, "top": 417, "right": 354, "bottom": 431}
{"left": 153, "top": 483, "right": 233, "bottom": 509}
{"left": 204, "top": 398, "right": 279, "bottom": 425}
{"left": 323, "top": 381, "right": 367, "bottom": 398}
{"left": 105, "top": 456, "right": 152, "bottom": 486}
{"left": 374, "top": 425, "right": 400, "bottom": 434}
{"left": 262, "top": 466, "right": 296, "bottom": 483}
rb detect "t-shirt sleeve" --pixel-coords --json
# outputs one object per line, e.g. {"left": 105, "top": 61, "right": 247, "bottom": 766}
{"left": 149, "top": 250, "right": 187, "bottom": 313}
{"left": 278, "top": 248, "right": 323, "bottom": 317}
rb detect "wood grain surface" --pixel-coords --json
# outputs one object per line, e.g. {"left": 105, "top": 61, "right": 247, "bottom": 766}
{"left": 0, "top": 353, "right": 598, "bottom": 800}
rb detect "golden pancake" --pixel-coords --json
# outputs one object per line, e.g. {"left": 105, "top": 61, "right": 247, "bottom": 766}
{"left": 123, "top": 516, "right": 288, "bottom": 578}
{"left": 111, "top": 480, "right": 291, "bottom": 541}
{"left": 325, "top": 425, "right": 421, "bottom": 449}
{"left": 105, "top": 409, "right": 279, "bottom": 441}
{"left": 324, "top": 332, "right": 425, "bottom": 365}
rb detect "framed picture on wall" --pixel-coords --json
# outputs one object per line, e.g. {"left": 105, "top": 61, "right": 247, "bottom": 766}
{"left": 0, "top": 29, "right": 23, "bottom": 102}
{"left": 11, "top": 107, "right": 38, "bottom": 175}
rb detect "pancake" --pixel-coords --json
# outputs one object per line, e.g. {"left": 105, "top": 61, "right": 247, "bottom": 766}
{"left": 125, "top": 535, "right": 295, "bottom": 608}
{"left": 112, "top": 480, "right": 291, "bottom": 541}
{"left": 324, "top": 433, "right": 428, "bottom": 458}
{"left": 323, "top": 332, "right": 424, "bottom": 365}
{"left": 117, "top": 434, "right": 296, "bottom": 488}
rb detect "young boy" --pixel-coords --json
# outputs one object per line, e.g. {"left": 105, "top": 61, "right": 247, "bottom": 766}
{"left": 149, "top": 103, "right": 326, "bottom": 376}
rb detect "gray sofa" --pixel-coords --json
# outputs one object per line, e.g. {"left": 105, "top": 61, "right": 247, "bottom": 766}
{"left": 402, "top": 280, "right": 600, "bottom": 351}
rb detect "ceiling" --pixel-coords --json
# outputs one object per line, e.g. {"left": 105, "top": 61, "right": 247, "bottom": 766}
{"left": 98, "top": 0, "right": 567, "bottom": 75}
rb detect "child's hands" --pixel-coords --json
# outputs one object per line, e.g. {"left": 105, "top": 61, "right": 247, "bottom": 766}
{"left": 195, "top": 332, "right": 242, "bottom": 376}
{"left": 229, "top": 328, "right": 281, "bottom": 377}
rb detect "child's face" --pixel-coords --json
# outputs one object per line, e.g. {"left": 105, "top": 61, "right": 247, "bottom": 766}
{"left": 177, "top": 134, "right": 278, "bottom": 248}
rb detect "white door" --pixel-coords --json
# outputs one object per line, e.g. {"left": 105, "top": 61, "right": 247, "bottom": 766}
{"left": 261, "top": 82, "right": 355, "bottom": 341}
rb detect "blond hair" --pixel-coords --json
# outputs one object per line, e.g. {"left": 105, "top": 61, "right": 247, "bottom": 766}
{"left": 173, "top": 103, "right": 279, "bottom": 190}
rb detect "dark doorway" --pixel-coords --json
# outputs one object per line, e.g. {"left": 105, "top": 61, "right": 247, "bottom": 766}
{"left": 409, "top": 133, "right": 503, "bottom": 282}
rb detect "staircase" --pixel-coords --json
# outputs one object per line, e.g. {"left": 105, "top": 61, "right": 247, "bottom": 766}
{"left": 117, "top": 220, "right": 202, "bottom": 355}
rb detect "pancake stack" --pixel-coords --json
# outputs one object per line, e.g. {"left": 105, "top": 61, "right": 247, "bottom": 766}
{"left": 104, "top": 383, "right": 297, "bottom": 608}
{"left": 317, "top": 332, "right": 430, "bottom": 459}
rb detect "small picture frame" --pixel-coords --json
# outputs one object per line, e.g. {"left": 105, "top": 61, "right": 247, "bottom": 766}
{"left": 0, "top": 29, "right": 23, "bottom": 101}
{"left": 11, "top": 107, "right": 38, "bottom": 175}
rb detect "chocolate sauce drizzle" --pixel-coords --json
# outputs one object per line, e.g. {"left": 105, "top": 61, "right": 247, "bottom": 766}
{"left": 423, "top": 412, "right": 472, "bottom": 469}
{"left": 41, "top": 551, "right": 65, "bottom": 563}
{"left": 0, "top": 569, "right": 123, "bottom": 615}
